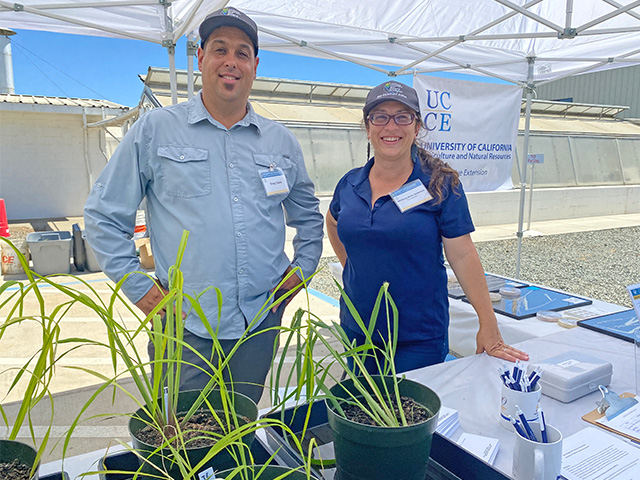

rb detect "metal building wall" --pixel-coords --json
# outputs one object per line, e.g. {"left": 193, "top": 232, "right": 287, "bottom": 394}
{"left": 535, "top": 65, "right": 640, "bottom": 120}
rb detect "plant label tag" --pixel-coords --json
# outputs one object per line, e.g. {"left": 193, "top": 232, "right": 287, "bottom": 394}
{"left": 390, "top": 179, "right": 432, "bottom": 212}
{"left": 198, "top": 467, "right": 215, "bottom": 480}
{"left": 260, "top": 168, "right": 289, "bottom": 196}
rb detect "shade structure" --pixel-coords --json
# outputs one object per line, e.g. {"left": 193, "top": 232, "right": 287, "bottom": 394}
{"left": 1, "top": 1, "right": 639, "bottom": 84}
{"left": 2, "top": 0, "right": 639, "bottom": 275}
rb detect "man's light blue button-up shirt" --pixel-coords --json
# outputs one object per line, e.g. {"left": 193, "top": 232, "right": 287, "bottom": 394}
{"left": 84, "top": 93, "right": 323, "bottom": 339}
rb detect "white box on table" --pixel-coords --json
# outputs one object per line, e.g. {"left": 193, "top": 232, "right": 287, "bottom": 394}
{"left": 527, "top": 351, "right": 612, "bottom": 403}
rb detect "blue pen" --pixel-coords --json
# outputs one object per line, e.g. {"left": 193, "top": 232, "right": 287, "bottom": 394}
{"left": 508, "top": 415, "right": 528, "bottom": 439}
{"left": 516, "top": 406, "right": 538, "bottom": 442}
{"left": 530, "top": 371, "right": 542, "bottom": 390}
{"left": 528, "top": 366, "right": 540, "bottom": 382}
{"left": 498, "top": 366, "right": 510, "bottom": 387}
{"left": 539, "top": 409, "right": 548, "bottom": 443}
{"left": 513, "top": 361, "right": 521, "bottom": 384}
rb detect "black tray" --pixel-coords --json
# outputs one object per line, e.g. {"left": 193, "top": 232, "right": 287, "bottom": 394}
{"left": 262, "top": 400, "right": 509, "bottom": 480}
{"left": 99, "top": 436, "right": 276, "bottom": 479}
{"left": 463, "top": 285, "right": 592, "bottom": 320}
{"left": 40, "top": 472, "right": 69, "bottom": 480}
{"left": 578, "top": 308, "right": 639, "bottom": 343}
{"left": 448, "top": 272, "right": 527, "bottom": 299}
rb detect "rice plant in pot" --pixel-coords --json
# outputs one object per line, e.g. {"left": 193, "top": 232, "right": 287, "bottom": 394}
{"left": 57, "top": 231, "right": 309, "bottom": 479}
{"left": 308, "top": 282, "right": 442, "bottom": 480}
{"left": 0, "top": 238, "right": 85, "bottom": 480}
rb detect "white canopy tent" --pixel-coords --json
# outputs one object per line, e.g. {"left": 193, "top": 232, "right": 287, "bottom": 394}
{"left": 2, "top": 0, "right": 639, "bottom": 276}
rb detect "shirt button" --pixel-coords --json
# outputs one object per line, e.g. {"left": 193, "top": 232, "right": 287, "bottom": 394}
{"left": 239, "top": 269, "right": 245, "bottom": 274}
{"left": 226, "top": 131, "right": 231, "bottom": 136}
{"left": 233, "top": 197, "right": 239, "bottom": 202}
{"left": 236, "top": 232, "right": 242, "bottom": 237}
{"left": 179, "top": 154, "right": 185, "bottom": 160}
{"left": 229, "top": 163, "right": 235, "bottom": 168}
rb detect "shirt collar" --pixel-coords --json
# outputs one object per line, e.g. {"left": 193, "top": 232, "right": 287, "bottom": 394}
{"left": 188, "top": 91, "right": 262, "bottom": 135}
{"left": 349, "top": 145, "right": 429, "bottom": 202}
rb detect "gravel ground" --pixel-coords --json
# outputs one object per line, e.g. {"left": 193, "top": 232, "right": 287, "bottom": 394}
{"left": 312, "top": 226, "right": 639, "bottom": 309}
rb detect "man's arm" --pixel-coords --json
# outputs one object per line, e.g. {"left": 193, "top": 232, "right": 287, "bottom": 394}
{"left": 84, "top": 120, "right": 156, "bottom": 309}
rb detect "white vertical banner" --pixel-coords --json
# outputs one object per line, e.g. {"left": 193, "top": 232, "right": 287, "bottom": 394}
{"left": 413, "top": 76, "right": 522, "bottom": 192}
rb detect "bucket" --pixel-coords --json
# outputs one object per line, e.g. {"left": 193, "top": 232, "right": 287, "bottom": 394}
{"left": 1, "top": 238, "right": 29, "bottom": 275}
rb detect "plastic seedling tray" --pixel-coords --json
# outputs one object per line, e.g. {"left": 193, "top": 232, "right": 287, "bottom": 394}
{"left": 262, "top": 400, "right": 510, "bottom": 480}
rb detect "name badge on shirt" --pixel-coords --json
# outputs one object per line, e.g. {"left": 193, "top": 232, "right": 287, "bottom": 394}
{"left": 390, "top": 179, "right": 432, "bottom": 213}
{"left": 260, "top": 167, "right": 290, "bottom": 196}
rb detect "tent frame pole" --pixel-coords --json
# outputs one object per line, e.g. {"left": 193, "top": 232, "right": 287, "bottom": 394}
{"left": 187, "top": 35, "right": 197, "bottom": 99}
{"left": 515, "top": 56, "right": 535, "bottom": 279}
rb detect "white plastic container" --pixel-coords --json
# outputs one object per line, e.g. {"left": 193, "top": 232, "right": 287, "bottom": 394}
{"left": 527, "top": 351, "right": 612, "bottom": 403}
{"left": 26, "top": 231, "right": 72, "bottom": 275}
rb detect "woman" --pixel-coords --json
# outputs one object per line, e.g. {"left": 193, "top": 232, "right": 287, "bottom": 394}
{"left": 326, "top": 81, "right": 528, "bottom": 373}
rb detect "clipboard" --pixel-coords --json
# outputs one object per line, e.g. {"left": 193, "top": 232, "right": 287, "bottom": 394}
{"left": 582, "top": 392, "right": 640, "bottom": 443}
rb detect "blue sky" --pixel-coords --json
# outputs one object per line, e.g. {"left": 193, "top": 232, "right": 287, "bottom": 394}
{"left": 10, "top": 29, "right": 500, "bottom": 107}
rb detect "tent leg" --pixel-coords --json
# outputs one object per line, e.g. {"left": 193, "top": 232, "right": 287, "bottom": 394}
{"left": 515, "top": 57, "right": 535, "bottom": 279}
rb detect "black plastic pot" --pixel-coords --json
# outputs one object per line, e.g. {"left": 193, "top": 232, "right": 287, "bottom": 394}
{"left": 216, "top": 465, "right": 310, "bottom": 479}
{"left": 0, "top": 439, "right": 39, "bottom": 479}
{"left": 326, "top": 376, "right": 441, "bottom": 480}
{"left": 128, "top": 388, "right": 258, "bottom": 479}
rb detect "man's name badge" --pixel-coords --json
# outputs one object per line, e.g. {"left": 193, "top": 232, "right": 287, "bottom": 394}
{"left": 260, "top": 168, "right": 289, "bottom": 196}
{"left": 390, "top": 179, "right": 432, "bottom": 212}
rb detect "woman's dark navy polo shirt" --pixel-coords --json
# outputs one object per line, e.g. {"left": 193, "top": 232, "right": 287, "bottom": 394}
{"left": 329, "top": 153, "right": 474, "bottom": 343}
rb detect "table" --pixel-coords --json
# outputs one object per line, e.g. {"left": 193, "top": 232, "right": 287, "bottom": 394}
{"left": 404, "top": 326, "right": 638, "bottom": 477}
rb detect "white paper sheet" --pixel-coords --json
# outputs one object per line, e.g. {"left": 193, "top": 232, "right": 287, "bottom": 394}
{"left": 457, "top": 433, "right": 500, "bottom": 464}
{"left": 561, "top": 427, "right": 640, "bottom": 480}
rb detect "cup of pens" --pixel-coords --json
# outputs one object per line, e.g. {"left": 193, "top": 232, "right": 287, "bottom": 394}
{"left": 499, "top": 362, "right": 542, "bottom": 430}
{"left": 512, "top": 418, "right": 563, "bottom": 480}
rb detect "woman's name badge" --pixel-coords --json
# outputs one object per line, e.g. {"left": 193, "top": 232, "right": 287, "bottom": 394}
{"left": 260, "top": 168, "right": 289, "bottom": 196}
{"left": 390, "top": 179, "right": 432, "bottom": 212}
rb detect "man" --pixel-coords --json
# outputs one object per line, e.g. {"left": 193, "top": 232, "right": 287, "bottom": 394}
{"left": 84, "top": 7, "right": 324, "bottom": 403}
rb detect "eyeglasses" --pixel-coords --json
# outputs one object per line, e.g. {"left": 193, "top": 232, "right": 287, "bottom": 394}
{"left": 368, "top": 112, "right": 416, "bottom": 126}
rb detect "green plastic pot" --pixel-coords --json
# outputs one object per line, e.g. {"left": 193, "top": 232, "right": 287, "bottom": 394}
{"left": 0, "top": 439, "right": 39, "bottom": 479}
{"left": 129, "top": 389, "right": 258, "bottom": 479}
{"left": 326, "top": 375, "right": 441, "bottom": 480}
{"left": 215, "top": 465, "right": 309, "bottom": 479}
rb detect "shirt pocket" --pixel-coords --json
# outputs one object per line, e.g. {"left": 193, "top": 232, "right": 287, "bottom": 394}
{"left": 158, "top": 145, "right": 210, "bottom": 198}
{"left": 253, "top": 154, "right": 296, "bottom": 201}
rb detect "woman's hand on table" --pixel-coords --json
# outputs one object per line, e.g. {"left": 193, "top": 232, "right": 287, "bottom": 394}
{"left": 476, "top": 326, "right": 529, "bottom": 362}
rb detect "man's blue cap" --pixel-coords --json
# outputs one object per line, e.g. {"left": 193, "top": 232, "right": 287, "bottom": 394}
{"left": 199, "top": 7, "right": 259, "bottom": 56}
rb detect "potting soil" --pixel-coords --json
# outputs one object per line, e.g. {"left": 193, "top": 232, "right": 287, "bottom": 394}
{"left": 341, "top": 396, "right": 432, "bottom": 426}
{"left": 135, "top": 411, "right": 249, "bottom": 449}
